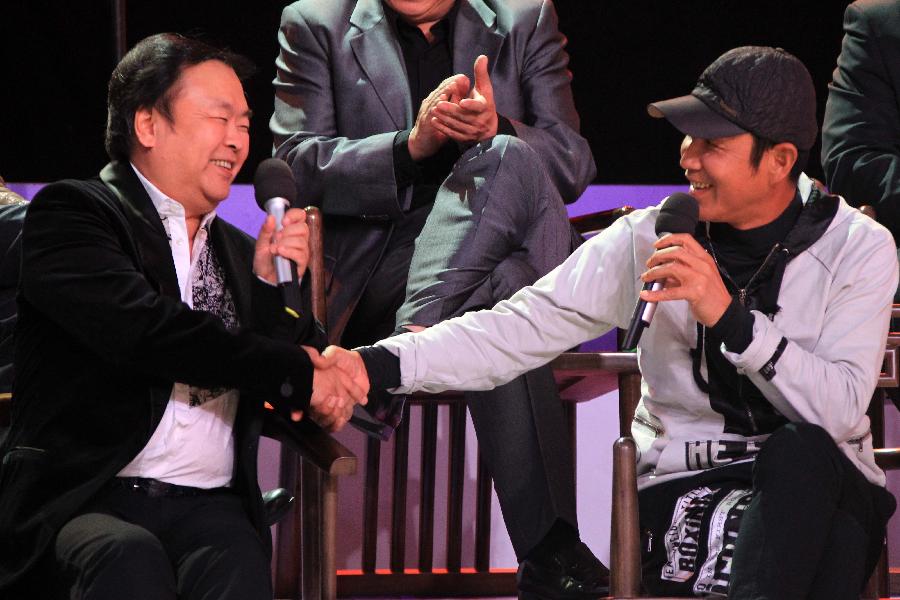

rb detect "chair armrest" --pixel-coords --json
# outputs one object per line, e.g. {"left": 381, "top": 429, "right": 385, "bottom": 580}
{"left": 0, "top": 392, "right": 10, "bottom": 428}
{"left": 262, "top": 411, "right": 357, "bottom": 477}
{"left": 569, "top": 206, "right": 634, "bottom": 237}
{"left": 874, "top": 448, "right": 900, "bottom": 471}
{"left": 550, "top": 351, "right": 638, "bottom": 375}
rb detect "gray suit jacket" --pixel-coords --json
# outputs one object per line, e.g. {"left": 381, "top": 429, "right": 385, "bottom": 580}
{"left": 271, "top": 0, "right": 595, "bottom": 340}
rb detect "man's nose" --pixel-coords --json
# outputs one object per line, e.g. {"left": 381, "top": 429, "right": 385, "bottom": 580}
{"left": 225, "top": 123, "right": 247, "bottom": 152}
{"left": 679, "top": 137, "right": 700, "bottom": 171}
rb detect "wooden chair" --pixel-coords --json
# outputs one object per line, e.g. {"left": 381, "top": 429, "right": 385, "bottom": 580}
{"left": 334, "top": 352, "right": 638, "bottom": 597}
{"left": 861, "top": 309, "right": 900, "bottom": 600}
{"left": 0, "top": 206, "right": 356, "bottom": 600}
{"left": 604, "top": 326, "right": 900, "bottom": 600}
{"left": 270, "top": 206, "right": 357, "bottom": 600}
{"left": 338, "top": 393, "right": 519, "bottom": 597}
{"left": 333, "top": 206, "right": 639, "bottom": 596}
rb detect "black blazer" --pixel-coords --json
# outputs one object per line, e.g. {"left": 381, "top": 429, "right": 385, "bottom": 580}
{"left": 0, "top": 162, "right": 319, "bottom": 592}
{"left": 822, "top": 0, "right": 900, "bottom": 241}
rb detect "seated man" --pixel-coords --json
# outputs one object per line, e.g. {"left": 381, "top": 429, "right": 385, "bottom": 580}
{"left": 0, "top": 34, "right": 365, "bottom": 600}
{"left": 332, "top": 46, "right": 898, "bottom": 598}
{"left": 271, "top": 0, "right": 607, "bottom": 594}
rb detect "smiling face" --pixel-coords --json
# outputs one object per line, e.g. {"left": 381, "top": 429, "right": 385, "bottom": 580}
{"left": 384, "top": 0, "right": 456, "bottom": 25}
{"left": 131, "top": 60, "right": 250, "bottom": 218}
{"left": 679, "top": 133, "right": 795, "bottom": 230}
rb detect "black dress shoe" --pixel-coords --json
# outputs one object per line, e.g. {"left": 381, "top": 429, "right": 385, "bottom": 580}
{"left": 517, "top": 541, "right": 610, "bottom": 599}
{"left": 262, "top": 487, "right": 294, "bottom": 526}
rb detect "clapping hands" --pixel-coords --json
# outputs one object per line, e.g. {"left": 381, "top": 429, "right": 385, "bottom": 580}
{"left": 300, "top": 346, "right": 371, "bottom": 432}
{"left": 430, "top": 55, "right": 498, "bottom": 146}
{"left": 408, "top": 55, "right": 499, "bottom": 161}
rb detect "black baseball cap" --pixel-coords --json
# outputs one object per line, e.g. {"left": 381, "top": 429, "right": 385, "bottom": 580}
{"left": 647, "top": 46, "right": 817, "bottom": 151}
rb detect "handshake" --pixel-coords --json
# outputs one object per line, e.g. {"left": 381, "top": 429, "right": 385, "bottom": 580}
{"left": 301, "top": 346, "right": 371, "bottom": 432}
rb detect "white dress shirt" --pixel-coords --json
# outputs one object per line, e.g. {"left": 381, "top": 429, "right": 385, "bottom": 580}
{"left": 117, "top": 165, "right": 239, "bottom": 488}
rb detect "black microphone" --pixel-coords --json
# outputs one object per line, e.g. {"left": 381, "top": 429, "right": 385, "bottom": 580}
{"left": 621, "top": 193, "right": 699, "bottom": 350}
{"left": 254, "top": 158, "right": 303, "bottom": 319}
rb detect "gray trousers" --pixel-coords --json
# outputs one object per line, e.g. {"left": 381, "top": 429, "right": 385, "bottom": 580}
{"left": 397, "top": 135, "right": 579, "bottom": 558}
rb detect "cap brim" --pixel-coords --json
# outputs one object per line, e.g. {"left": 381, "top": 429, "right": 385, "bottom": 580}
{"left": 647, "top": 94, "right": 747, "bottom": 139}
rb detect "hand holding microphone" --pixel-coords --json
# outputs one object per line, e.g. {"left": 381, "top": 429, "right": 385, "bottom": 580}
{"left": 622, "top": 193, "right": 699, "bottom": 350}
{"left": 253, "top": 158, "right": 308, "bottom": 319}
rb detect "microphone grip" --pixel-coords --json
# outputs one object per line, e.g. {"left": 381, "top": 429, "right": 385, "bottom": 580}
{"left": 622, "top": 280, "right": 662, "bottom": 350}
{"left": 264, "top": 197, "right": 304, "bottom": 318}
{"left": 274, "top": 255, "right": 293, "bottom": 286}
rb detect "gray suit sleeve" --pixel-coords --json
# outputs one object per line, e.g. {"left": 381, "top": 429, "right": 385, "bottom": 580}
{"left": 270, "top": 4, "right": 404, "bottom": 220}
{"left": 505, "top": 0, "right": 596, "bottom": 203}
{"left": 822, "top": 1, "right": 900, "bottom": 240}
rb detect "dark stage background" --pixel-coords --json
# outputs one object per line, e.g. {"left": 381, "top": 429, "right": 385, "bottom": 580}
{"left": 1, "top": 1, "right": 851, "bottom": 185}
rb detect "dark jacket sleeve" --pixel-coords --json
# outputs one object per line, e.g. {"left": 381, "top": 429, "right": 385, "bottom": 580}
{"left": 822, "top": 0, "right": 900, "bottom": 241}
{"left": 20, "top": 180, "right": 315, "bottom": 411}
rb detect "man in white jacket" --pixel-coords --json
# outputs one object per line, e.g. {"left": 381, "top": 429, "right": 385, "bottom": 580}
{"left": 333, "top": 46, "right": 898, "bottom": 599}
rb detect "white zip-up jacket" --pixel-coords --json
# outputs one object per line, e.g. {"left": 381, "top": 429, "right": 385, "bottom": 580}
{"left": 377, "top": 175, "right": 898, "bottom": 487}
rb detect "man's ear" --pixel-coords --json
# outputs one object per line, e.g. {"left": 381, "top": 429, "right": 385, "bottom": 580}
{"left": 133, "top": 107, "right": 157, "bottom": 149}
{"left": 768, "top": 142, "right": 798, "bottom": 184}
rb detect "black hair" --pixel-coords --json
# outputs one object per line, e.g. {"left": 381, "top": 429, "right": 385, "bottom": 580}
{"left": 105, "top": 33, "right": 255, "bottom": 162}
{"left": 749, "top": 135, "right": 807, "bottom": 182}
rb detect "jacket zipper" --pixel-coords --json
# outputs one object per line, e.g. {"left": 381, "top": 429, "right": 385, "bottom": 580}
{"left": 847, "top": 431, "right": 870, "bottom": 452}
{"left": 707, "top": 241, "right": 784, "bottom": 436}
{"left": 633, "top": 414, "right": 663, "bottom": 437}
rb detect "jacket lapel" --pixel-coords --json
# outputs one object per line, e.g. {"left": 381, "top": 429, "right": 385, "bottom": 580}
{"left": 99, "top": 162, "right": 180, "bottom": 300}
{"left": 453, "top": 0, "right": 504, "bottom": 82}
{"left": 350, "top": 0, "right": 412, "bottom": 129}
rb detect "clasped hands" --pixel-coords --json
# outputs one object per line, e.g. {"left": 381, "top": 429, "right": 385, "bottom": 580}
{"left": 408, "top": 54, "right": 498, "bottom": 161}
{"left": 300, "top": 346, "right": 371, "bottom": 432}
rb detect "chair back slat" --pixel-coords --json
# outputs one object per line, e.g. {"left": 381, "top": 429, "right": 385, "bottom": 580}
{"left": 474, "top": 450, "right": 494, "bottom": 572}
{"left": 418, "top": 403, "right": 439, "bottom": 572}
{"left": 389, "top": 404, "right": 411, "bottom": 572}
{"left": 362, "top": 437, "right": 381, "bottom": 573}
{"left": 446, "top": 403, "right": 467, "bottom": 571}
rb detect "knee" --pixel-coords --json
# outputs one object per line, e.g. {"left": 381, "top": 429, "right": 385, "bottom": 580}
{"left": 490, "top": 256, "right": 538, "bottom": 301}
{"left": 91, "top": 527, "right": 170, "bottom": 577}
{"left": 755, "top": 422, "right": 840, "bottom": 483}
{"left": 764, "top": 422, "right": 835, "bottom": 454}
{"left": 461, "top": 134, "right": 541, "bottom": 175}
{"left": 57, "top": 516, "right": 171, "bottom": 579}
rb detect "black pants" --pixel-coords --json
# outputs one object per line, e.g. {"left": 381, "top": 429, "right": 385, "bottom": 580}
{"left": 639, "top": 423, "right": 896, "bottom": 599}
{"left": 51, "top": 483, "right": 272, "bottom": 600}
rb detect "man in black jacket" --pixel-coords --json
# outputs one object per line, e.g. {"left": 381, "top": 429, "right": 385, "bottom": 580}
{"left": 0, "top": 34, "right": 366, "bottom": 600}
{"left": 822, "top": 0, "right": 900, "bottom": 242}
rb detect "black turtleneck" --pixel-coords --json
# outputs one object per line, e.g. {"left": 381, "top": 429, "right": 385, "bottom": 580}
{"left": 707, "top": 192, "right": 803, "bottom": 353}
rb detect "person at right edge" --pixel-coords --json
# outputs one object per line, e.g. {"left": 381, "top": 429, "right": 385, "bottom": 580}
{"left": 822, "top": 0, "right": 900, "bottom": 296}
{"left": 822, "top": 0, "right": 900, "bottom": 426}
{"left": 338, "top": 46, "right": 899, "bottom": 598}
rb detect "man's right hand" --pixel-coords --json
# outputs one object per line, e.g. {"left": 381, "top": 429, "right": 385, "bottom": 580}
{"left": 301, "top": 346, "right": 369, "bottom": 432}
{"left": 408, "top": 74, "right": 470, "bottom": 161}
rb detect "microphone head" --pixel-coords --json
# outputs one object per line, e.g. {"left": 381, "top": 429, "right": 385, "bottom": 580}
{"left": 253, "top": 158, "right": 297, "bottom": 210}
{"left": 655, "top": 192, "right": 699, "bottom": 236}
